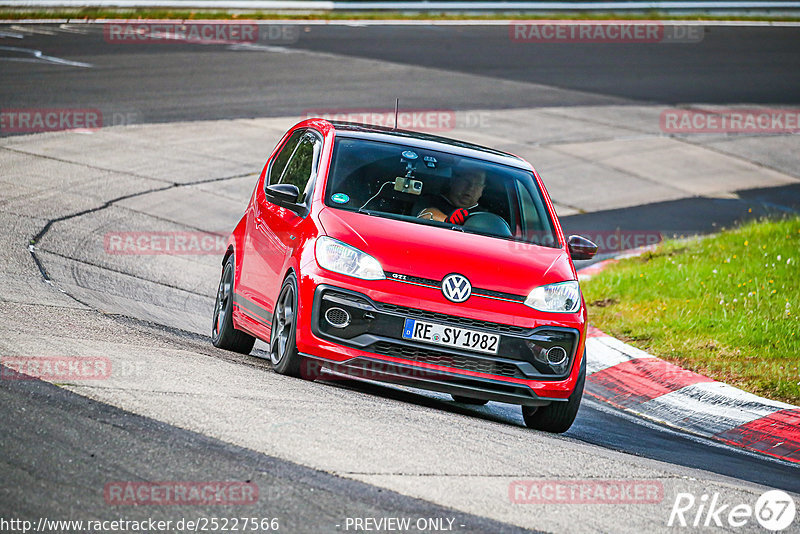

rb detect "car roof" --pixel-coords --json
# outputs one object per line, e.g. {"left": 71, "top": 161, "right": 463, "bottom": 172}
{"left": 328, "top": 120, "right": 533, "bottom": 171}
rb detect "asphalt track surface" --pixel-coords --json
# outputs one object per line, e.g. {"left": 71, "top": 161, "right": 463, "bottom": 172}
{"left": 0, "top": 357, "right": 533, "bottom": 534}
{"left": 2, "top": 24, "right": 800, "bottom": 123}
{"left": 2, "top": 22, "right": 800, "bottom": 533}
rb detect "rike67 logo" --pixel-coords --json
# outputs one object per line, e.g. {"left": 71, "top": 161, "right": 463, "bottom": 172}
{"left": 668, "top": 490, "right": 796, "bottom": 530}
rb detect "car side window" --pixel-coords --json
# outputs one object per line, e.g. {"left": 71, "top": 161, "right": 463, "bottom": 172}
{"left": 516, "top": 180, "right": 556, "bottom": 246}
{"left": 268, "top": 130, "right": 304, "bottom": 186}
{"left": 268, "top": 130, "right": 320, "bottom": 205}
{"left": 279, "top": 132, "right": 320, "bottom": 203}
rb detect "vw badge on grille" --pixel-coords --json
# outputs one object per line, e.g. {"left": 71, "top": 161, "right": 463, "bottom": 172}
{"left": 441, "top": 273, "right": 472, "bottom": 303}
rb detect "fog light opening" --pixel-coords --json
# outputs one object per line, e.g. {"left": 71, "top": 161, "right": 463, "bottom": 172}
{"left": 324, "top": 307, "right": 351, "bottom": 328}
{"left": 546, "top": 346, "right": 568, "bottom": 366}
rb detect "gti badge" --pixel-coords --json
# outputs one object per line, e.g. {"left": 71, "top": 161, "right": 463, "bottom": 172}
{"left": 441, "top": 273, "right": 472, "bottom": 303}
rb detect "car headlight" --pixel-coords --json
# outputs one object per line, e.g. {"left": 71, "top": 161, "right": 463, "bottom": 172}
{"left": 524, "top": 281, "right": 581, "bottom": 313}
{"left": 315, "top": 236, "right": 385, "bottom": 280}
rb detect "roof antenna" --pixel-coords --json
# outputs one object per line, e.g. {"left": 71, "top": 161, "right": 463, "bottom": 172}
{"left": 393, "top": 98, "right": 399, "bottom": 130}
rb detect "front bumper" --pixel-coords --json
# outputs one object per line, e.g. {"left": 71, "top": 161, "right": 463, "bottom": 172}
{"left": 306, "top": 285, "right": 582, "bottom": 405}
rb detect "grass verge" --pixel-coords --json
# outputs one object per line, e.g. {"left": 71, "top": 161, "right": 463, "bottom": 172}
{"left": 0, "top": 8, "right": 799, "bottom": 21}
{"left": 582, "top": 216, "right": 800, "bottom": 405}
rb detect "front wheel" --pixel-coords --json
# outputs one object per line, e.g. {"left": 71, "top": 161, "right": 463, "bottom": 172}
{"left": 522, "top": 351, "right": 586, "bottom": 433}
{"left": 269, "top": 273, "right": 317, "bottom": 380}
{"left": 212, "top": 255, "right": 256, "bottom": 354}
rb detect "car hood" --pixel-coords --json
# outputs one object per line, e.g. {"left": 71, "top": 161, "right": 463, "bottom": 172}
{"left": 317, "top": 208, "right": 575, "bottom": 297}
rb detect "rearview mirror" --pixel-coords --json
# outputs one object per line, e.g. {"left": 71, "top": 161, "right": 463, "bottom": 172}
{"left": 568, "top": 235, "right": 598, "bottom": 261}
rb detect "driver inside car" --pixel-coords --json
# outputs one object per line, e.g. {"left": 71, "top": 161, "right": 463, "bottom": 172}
{"left": 417, "top": 166, "right": 487, "bottom": 224}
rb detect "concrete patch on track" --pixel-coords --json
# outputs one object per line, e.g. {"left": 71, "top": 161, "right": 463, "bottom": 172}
{"left": 2, "top": 108, "right": 800, "bottom": 532}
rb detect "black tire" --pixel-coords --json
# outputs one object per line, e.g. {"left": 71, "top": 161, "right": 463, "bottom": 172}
{"left": 212, "top": 255, "right": 256, "bottom": 354}
{"left": 269, "top": 273, "right": 317, "bottom": 380}
{"left": 522, "top": 351, "right": 586, "bottom": 433}
{"left": 451, "top": 395, "right": 489, "bottom": 405}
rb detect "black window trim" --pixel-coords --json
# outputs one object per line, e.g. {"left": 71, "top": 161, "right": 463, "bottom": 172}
{"left": 264, "top": 128, "right": 324, "bottom": 216}
{"left": 515, "top": 178, "right": 560, "bottom": 248}
{"left": 266, "top": 129, "right": 303, "bottom": 189}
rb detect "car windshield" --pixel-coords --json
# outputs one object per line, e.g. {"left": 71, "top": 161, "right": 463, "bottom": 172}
{"left": 324, "top": 136, "right": 559, "bottom": 247}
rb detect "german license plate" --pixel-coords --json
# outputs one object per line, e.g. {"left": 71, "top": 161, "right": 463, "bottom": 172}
{"left": 401, "top": 318, "right": 500, "bottom": 355}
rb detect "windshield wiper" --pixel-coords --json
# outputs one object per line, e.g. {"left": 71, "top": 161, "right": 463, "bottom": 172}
{"left": 357, "top": 208, "right": 403, "bottom": 222}
{"left": 357, "top": 208, "right": 383, "bottom": 217}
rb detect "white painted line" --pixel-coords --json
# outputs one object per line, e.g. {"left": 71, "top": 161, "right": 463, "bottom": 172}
{"left": 633, "top": 381, "right": 794, "bottom": 436}
{"left": 686, "top": 380, "right": 796, "bottom": 410}
{"left": 0, "top": 30, "right": 25, "bottom": 38}
{"left": 58, "top": 23, "right": 90, "bottom": 33}
{"left": 581, "top": 395, "right": 799, "bottom": 467}
{"left": 10, "top": 24, "right": 56, "bottom": 35}
{"left": 227, "top": 42, "right": 297, "bottom": 52}
{"left": 0, "top": 45, "right": 93, "bottom": 67}
{"left": 585, "top": 336, "right": 656, "bottom": 375}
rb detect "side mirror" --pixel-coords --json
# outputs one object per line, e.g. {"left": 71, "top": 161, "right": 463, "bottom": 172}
{"left": 266, "top": 183, "right": 300, "bottom": 205}
{"left": 568, "top": 235, "right": 598, "bottom": 261}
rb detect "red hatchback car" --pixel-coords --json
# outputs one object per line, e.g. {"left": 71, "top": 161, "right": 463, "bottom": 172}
{"left": 212, "top": 119, "right": 597, "bottom": 432}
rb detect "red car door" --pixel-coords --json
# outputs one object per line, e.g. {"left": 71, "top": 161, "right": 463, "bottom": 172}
{"left": 238, "top": 129, "right": 321, "bottom": 325}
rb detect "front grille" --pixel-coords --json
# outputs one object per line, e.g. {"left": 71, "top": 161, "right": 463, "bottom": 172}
{"left": 375, "top": 302, "right": 530, "bottom": 335}
{"left": 385, "top": 273, "right": 441, "bottom": 287}
{"left": 371, "top": 341, "right": 523, "bottom": 378}
{"left": 472, "top": 288, "right": 526, "bottom": 302}
{"left": 385, "top": 271, "right": 526, "bottom": 303}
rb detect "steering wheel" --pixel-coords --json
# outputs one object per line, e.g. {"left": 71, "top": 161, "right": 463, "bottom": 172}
{"left": 462, "top": 212, "right": 513, "bottom": 238}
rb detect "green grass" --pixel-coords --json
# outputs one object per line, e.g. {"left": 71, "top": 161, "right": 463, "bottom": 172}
{"left": 582, "top": 216, "right": 800, "bottom": 405}
{"left": 1, "top": 8, "right": 799, "bottom": 21}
